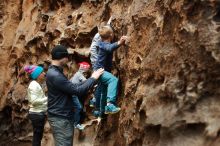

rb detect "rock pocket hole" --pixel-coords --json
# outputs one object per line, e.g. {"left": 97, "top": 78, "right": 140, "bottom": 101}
{"left": 217, "top": 42, "right": 220, "bottom": 47}
{"left": 18, "top": 35, "right": 25, "bottom": 41}
{"left": 53, "top": 29, "right": 61, "bottom": 38}
{"left": 41, "top": 14, "right": 49, "bottom": 22}
{"left": 9, "top": 53, "right": 18, "bottom": 59}
{"left": 18, "top": 35, "right": 25, "bottom": 44}
{"left": 71, "top": 0, "right": 84, "bottom": 9}
{"left": 68, "top": 15, "right": 72, "bottom": 19}
{"left": 136, "top": 98, "right": 143, "bottom": 112}
{"left": 217, "top": 27, "right": 220, "bottom": 32}
{"left": 0, "top": 33, "right": 3, "bottom": 44}
{"left": 1, "top": 106, "right": 12, "bottom": 121}
{"left": 66, "top": 15, "right": 73, "bottom": 26}
{"left": 139, "top": 109, "right": 146, "bottom": 126}
{"left": 213, "top": 7, "right": 220, "bottom": 22}
{"left": 130, "top": 138, "right": 143, "bottom": 146}
{"left": 76, "top": 13, "right": 82, "bottom": 20}
{"left": 0, "top": 15, "right": 3, "bottom": 25}
{"left": 136, "top": 56, "right": 142, "bottom": 64}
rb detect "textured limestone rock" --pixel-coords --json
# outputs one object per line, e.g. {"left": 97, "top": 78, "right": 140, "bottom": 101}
{"left": 0, "top": 0, "right": 220, "bottom": 146}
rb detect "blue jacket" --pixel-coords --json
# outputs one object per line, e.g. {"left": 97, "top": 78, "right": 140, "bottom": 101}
{"left": 46, "top": 65, "right": 96, "bottom": 119}
{"left": 93, "top": 41, "right": 119, "bottom": 71}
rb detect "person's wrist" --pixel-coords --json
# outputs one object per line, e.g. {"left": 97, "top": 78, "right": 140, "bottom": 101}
{"left": 91, "top": 77, "right": 97, "bottom": 80}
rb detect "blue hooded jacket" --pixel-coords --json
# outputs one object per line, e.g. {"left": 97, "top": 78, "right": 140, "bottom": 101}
{"left": 93, "top": 41, "right": 119, "bottom": 72}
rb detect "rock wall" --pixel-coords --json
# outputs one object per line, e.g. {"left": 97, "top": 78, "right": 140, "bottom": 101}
{"left": 0, "top": 0, "right": 220, "bottom": 146}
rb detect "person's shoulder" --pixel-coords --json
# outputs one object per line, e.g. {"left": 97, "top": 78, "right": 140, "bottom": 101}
{"left": 29, "top": 80, "right": 38, "bottom": 85}
{"left": 70, "top": 73, "right": 77, "bottom": 81}
{"left": 29, "top": 80, "right": 41, "bottom": 89}
{"left": 94, "top": 33, "right": 101, "bottom": 38}
{"left": 92, "top": 33, "right": 101, "bottom": 42}
{"left": 71, "top": 71, "right": 81, "bottom": 77}
{"left": 99, "top": 41, "right": 112, "bottom": 48}
{"left": 73, "top": 72, "right": 84, "bottom": 80}
{"left": 98, "top": 41, "right": 106, "bottom": 47}
{"left": 47, "top": 67, "right": 60, "bottom": 77}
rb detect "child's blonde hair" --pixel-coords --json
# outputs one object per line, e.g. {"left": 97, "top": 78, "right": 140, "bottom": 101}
{"left": 98, "top": 25, "right": 113, "bottom": 40}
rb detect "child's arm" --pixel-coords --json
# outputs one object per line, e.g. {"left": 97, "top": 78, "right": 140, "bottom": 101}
{"left": 102, "top": 42, "right": 120, "bottom": 53}
{"left": 103, "top": 36, "right": 127, "bottom": 52}
{"left": 118, "top": 36, "right": 127, "bottom": 45}
{"left": 90, "top": 33, "right": 101, "bottom": 63}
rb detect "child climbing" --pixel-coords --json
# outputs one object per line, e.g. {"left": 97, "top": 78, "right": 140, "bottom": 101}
{"left": 90, "top": 17, "right": 113, "bottom": 67}
{"left": 24, "top": 65, "right": 47, "bottom": 146}
{"left": 92, "top": 25, "right": 127, "bottom": 116}
{"left": 70, "top": 62, "right": 91, "bottom": 130}
{"left": 89, "top": 17, "right": 113, "bottom": 116}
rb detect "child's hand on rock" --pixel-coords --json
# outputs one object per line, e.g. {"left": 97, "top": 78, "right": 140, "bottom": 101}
{"left": 118, "top": 36, "right": 129, "bottom": 46}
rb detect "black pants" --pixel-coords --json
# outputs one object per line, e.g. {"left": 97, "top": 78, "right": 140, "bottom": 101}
{"left": 29, "top": 112, "right": 46, "bottom": 146}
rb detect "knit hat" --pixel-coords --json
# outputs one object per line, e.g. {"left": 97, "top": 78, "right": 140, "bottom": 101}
{"left": 51, "top": 45, "right": 69, "bottom": 60}
{"left": 24, "top": 65, "right": 44, "bottom": 80}
{"left": 79, "top": 62, "right": 90, "bottom": 71}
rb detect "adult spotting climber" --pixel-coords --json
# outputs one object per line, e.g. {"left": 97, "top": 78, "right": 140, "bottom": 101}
{"left": 46, "top": 45, "right": 104, "bottom": 146}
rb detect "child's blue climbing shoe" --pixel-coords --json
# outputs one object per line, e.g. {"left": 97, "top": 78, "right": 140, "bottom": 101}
{"left": 89, "top": 97, "right": 96, "bottom": 107}
{"left": 105, "top": 103, "right": 121, "bottom": 114}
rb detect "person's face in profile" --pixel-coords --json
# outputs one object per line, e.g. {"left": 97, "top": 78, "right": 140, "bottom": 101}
{"left": 37, "top": 72, "right": 45, "bottom": 83}
{"left": 60, "top": 57, "right": 69, "bottom": 65}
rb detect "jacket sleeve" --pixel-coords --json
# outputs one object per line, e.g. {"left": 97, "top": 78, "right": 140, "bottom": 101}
{"left": 90, "top": 33, "right": 101, "bottom": 62}
{"left": 101, "top": 42, "right": 120, "bottom": 53}
{"left": 70, "top": 72, "right": 87, "bottom": 83}
{"left": 52, "top": 75, "right": 96, "bottom": 97}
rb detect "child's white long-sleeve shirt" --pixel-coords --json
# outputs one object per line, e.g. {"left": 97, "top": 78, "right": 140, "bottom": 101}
{"left": 27, "top": 80, "right": 47, "bottom": 113}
